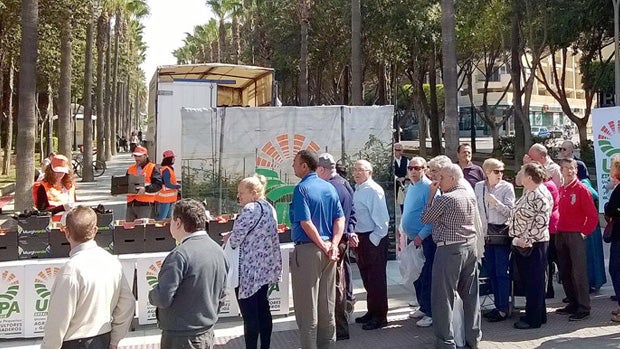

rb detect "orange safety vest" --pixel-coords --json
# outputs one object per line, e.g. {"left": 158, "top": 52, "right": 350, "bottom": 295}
{"left": 156, "top": 166, "right": 179, "bottom": 203}
{"left": 127, "top": 162, "right": 157, "bottom": 203}
{"left": 39, "top": 180, "right": 76, "bottom": 221}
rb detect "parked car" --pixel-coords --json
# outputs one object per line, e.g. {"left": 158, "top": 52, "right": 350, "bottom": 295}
{"left": 550, "top": 126, "right": 563, "bottom": 139}
{"left": 531, "top": 126, "right": 550, "bottom": 138}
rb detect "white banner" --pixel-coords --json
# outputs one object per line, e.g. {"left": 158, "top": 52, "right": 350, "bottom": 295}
{"left": 592, "top": 107, "right": 620, "bottom": 212}
{"left": 136, "top": 252, "right": 169, "bottom": 325}
{"left": 0, "top": 261, "right": 26, "bottom": 338}
{"left": 23, "top": 260, "right": 67, "bottom": 337}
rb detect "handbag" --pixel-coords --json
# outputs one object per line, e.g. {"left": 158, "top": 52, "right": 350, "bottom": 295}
{"left": 223, "top": 202, "right": 264, "bottom": 289}
{"left": 482, "top": 185, "right": 511, "bottom": 245}
{"left": 604, "top": 216, "right": 614, "bottom": 243}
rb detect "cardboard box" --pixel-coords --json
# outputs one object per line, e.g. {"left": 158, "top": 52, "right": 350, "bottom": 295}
{"left": 113, "top": 221, "right": 145, "bottom": 254}
{"left": 144, "top": 222, "right": 176, "bottom": 253}
{"left": 18, "top": 232, "right": 50, "bottom": 259}
{"left": 111, "top": 175, "right": 145, "bottom": 195}
{"left": 96, "top": 212, "right": 114, "bottom": 227}
{"left": 278, "top": 229, "right": 292, "bottom": 244}
{"left": 207, "top": 219, "right": 235, "bottom": 245}
{"left": 95, "top": 226, "right": 114, "bottom": 253}
{"left": 47, "top": 225, "right": 70, "bottom": 258}
{"left": 16, "top": 215, "right": 50, "bottom": 233}
{"left": 0, "top": 230, "right": 18, "bottom": 262}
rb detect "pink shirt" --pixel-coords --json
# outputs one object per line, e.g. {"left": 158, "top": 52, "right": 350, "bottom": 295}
{"left": 544, "top": 180, "right": 560, "bottom": 233}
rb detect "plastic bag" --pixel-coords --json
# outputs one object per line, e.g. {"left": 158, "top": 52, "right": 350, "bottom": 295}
{"left": 453, "top": 295, "right": 465, "bottom": 347}
{"left": 399, "top": 241, "right": 425, "bottom": 291}
{"left": 222, "top": 242, "right": 239, "bottom": 289}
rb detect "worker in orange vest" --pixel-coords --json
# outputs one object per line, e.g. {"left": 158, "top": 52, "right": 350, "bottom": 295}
{"left": 126, "top": 146, "right": 162, "bottom": 221}
{"left": 155, "top": 150, "right": 181, "bottom": 220}
{"left": 34, "top": 154, "right": 76, "bottom": 221}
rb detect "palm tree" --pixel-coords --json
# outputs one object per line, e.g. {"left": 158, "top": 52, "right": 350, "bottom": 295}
{"left": 81, "top": 3, "right": 96, "bottom": 181}
{"left": 96, "top": 8, "right": 109, "bottom": 163}
{"left": 298, "top": 0, "right": 311, "bottom": 106}
{"left": 440, "top": 0, "right": 458, "bottom": 158}
{"left": 207, "top": 0, "right": 231, "bottom": 62}
{"left": 57, "top": 4, "right": 73, "bottom": 156}
{"left": 229, "top": 0, "right": 243, "bottom": 64}
{"left": 351, "top": 0, "right": 362, "bottom": 105}
{"left": 15, "top": 0, "right": 38, "bottom": 210}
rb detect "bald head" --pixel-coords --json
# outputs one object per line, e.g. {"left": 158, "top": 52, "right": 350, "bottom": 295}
{"left": 528, "top": 143, "right": 548, "bottom": 163}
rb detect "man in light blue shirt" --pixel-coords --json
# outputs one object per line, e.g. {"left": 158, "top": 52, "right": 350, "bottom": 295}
{"left": 401, "top": 156, "right": 436, "bottom": 328}
{"left": 351, "top": 159, "right": 390, "bottom": 330}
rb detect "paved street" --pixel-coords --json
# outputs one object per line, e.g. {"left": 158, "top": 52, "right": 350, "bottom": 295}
{"left": 1, "top": 152, "right": 619, "bottom": 348}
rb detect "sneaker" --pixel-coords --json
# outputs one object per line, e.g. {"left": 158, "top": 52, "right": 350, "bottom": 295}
{"left": 416, "top": 316, "right": 433, "bottom": 327}
{"left": 612, "top": 314, "right": 620, "bottom": 322}
{"left": 487, "top": 310, "right": 507, "bottom": 323}
{"left": 612, "top": 308, "right": 620, "bottom": 316}
{"left": 568, "top": 312, "right": 590, "bottom": 321}
{"left": 409, "top": 309, "right": 425, "bottom": 319}
{"left": 409, "top": 300, "right": 419, "bottom": 307}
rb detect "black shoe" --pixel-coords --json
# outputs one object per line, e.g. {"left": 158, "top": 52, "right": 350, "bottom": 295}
{"left": 483, "top": 309, "right": 498, "bottom": 319}
{"left": 612, "top": 295, "right": 618, "bottom": 302}
{"left": 362, "top": 319, "right": 387, "bottom": 330}
{"left": 513, "top": 320, "right": 532, "bottom": 329}
{"left": 336, "top": 334, "right": 350, "bottom": 341}
{"left": 545, "top": 291, "right": 555, "bottom": 299}
{"left": 487, "top": 311, "right": 507, "bottom": 323}
{"left": 568, "top": 312, "right": 590, "bottom": 321}
{"left": 355, "top": 313, "right": 372, "bottom": 324}
{"left": 520, "top": 315, "right": 546, "bottom": 324}
{"left": 562, "top": 297, "right": 569, "bottom": 303}
{"left": 555, "top": 306, "right": 576, "bottom": 315}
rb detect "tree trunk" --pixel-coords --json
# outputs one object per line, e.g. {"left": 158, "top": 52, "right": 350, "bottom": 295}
{"left": 111, "top": 13, "right": 121, "bottom": 156}
{"left": 0, "top": 53, "right": 4, "bottom": 152}
{"left": 3, "top": 57, "right": 15, "bottom": 176}
{"left": 46, "top": 83, "right": 54, "bottom": 155}
{"left": 218, "top": 18, "right": 225, "bottom": 62}
{"left": 232, "top": 15, "right": 240, "bottom": 64}
{"left": 104, "top": 18, "right": 113, "bottom": 160}
{"left": 377, "top": 63, "right": 387, "bottom": 105}
{"left": 58, "top": 16, "right": 72, "bottom": 156}
{"left": 15, "top": 0, "right": 38, "bottom": 211}
{"left": 96, "top": 11, "right": 108, "bottom": 163}
{"left": 429, "top": 49, "right": 441, "bottom": 155}
{"left": 298, "top": 0, "right": 310, "bottom": 106}
{"left": 351, "top": 0, "right": 362, "bottom": 105}
{"left": 82, "top": 12, "right": 95, "bottom": 182}
{"left": 440, "top": 0, "right": 458, "bottom": 159}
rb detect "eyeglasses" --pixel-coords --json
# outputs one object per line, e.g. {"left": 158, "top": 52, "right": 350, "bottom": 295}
{"left": 394, "top": 148, "right": 403, "bottom": 151}
{"left": 353, "top": 168, "right": 369, "bottom": 173}
{"left": 408, "top": 165, "right": 425, "bottom": 171}
{"left": 492, "top": 169, "right": 505, "bottom": 175}
{"left": 560, "top": 147, "right": 568, "bottom": 151}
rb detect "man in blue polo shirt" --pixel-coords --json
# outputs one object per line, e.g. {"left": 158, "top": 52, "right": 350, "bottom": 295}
{"left": 290, "top": 149, "right": 345, "bottom": 349}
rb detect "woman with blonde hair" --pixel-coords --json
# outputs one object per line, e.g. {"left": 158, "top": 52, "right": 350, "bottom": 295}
{"left": 509, "top": 162, "right": 553, "bottom": 329}
{"left": 225, "top": 174, "right": 282, "bottom": 348}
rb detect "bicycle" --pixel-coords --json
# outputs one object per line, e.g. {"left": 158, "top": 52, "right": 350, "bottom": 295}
{"left": 72, "top": 153, "right": 106, "bottom": 178}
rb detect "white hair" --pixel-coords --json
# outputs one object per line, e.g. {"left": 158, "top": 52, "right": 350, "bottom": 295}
{"left": 442, "top": 163, "right": 464, "bottom": 181}
{"left": 356, "top": 159, "right": 373, "bottom": 173}
{"left": 428, "top": 155, "right": 452, "bottom": 170}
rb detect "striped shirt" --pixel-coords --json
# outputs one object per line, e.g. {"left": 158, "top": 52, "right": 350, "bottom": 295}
{"left": 421, "top": 184, "right": 478, "bottom": 243}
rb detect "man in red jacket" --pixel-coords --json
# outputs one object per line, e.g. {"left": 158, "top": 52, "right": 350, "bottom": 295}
{"left": 554, "top": 158, "right": 599, "bottom": 321}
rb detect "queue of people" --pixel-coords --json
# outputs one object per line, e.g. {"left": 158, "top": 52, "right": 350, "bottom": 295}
{"left": 36, "top": 142, "right": 620, "bottom": 349}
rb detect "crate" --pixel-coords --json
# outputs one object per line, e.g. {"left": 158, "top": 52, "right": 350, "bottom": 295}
{"left": 96, "top": 212, "right": 114, "bottom": 228}
{"left": 18, "top": 231, "right": 50, "bottom": 259}
{"left": 113, "top": 220, "right": 145, "bottom": 254}
{"left": 47, "top": 226, "right": 70, "bottom": 258}
{"left": 278, "top": 229, "right": 292, "bottom": 244}
{"left": 95, "top": 226, "right": 114, "bottom": 252}
{"left": 0, "top": 230, "right": 18, "bottom": 261}
{"left": 16, "top": 215, "right": 51, "bottom": 232}
{"left": 144, "top": 222, "right": 176, "bottom": 253}
{"left": 111, "top": 175, "right": 145, "bottom": 195}
{"left": 207, "top": 219, "right": 235, "bottom": 245}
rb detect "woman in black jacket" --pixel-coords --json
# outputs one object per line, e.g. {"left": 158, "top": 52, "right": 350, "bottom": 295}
{"left": 607, "top": 156, "right": 620, "bottom": 322}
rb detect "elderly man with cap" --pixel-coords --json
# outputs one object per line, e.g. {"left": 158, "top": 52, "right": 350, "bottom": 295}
{"left": 126, "top": 146, "right": 163, "bottom": 221}
{"left": 317, "top": 152, "right": 357, "bottom": 341}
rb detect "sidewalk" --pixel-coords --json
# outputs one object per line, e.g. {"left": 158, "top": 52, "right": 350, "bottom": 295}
{"left": 1, "top": 153, "right": 619, "bottom": 348}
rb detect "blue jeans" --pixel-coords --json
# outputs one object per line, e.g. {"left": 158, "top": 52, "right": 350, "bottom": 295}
{"left": 609, "top": 240, "right": 620, "bottom": 305}
{"left": 484, "top": 244, "right": 511, "bottom": 313}
{"left": 156, "top": 202, "right": 173, "bottom": 221}
{"left": 413, "top": 237, "right": 436, "bottom": 317}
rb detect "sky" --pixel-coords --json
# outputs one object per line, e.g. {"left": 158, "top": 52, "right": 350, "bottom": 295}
{"left": 140, "top": 0, "right": 213, "bottom": 81}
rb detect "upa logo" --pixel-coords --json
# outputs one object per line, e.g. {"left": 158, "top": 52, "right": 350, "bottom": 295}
{"left": 34, "top": 267, "right": 60, "bottom": 313}
{"left": 145, "top": 260, "right": 162, "bottom": 289}
{"left": 597, "top": 120, "right": 620, "bottom": 197}
{"left": 0, "top": 270, "right": 20, "bottom": 318}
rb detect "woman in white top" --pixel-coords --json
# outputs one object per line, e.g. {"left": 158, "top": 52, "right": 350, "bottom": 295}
{"left": 474, "top": 158, "right": 515, "bottom": 322}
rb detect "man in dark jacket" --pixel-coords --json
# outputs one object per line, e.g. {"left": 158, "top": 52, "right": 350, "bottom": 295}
{"left": 149, "top": 199, "right": 228, "bottom": 349}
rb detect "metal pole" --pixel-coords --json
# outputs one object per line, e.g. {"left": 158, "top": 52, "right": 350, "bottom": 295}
{"left": 615, "top": 0, "right": 620, "bottom": 105}
{"left": 470, "top": 105, "right": 476, "bottom": 152}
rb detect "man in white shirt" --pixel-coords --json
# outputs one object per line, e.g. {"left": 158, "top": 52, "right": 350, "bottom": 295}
{"left": 42, "top": 206, "right": 135, "bottom": 349}
{"left": 352, "top": 160, "right": 390, "bottom": 331}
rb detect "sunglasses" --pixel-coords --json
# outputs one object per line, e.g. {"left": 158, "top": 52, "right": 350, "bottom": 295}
{"left": 492, "top": 169, "right": 505, "bottom": 174}
{"left": 395, "top": 149, "right": 403, "bottom": 151}
{"left": 560, "top": 147, "right": 568, "bottom": 151}
{"left": 408, "top": 165, "right": 425, "bottom": 171}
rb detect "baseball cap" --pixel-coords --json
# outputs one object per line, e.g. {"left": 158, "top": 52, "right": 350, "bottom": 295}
{"left": 163, "top": 150, "right": 175, "bottom": 158}
{"left": 133, "top": 146, "right": 148, "bottom": 157}
{"left": 318, "top": 153, "right": 336, "bottom": 170}
{"left": 51, "top": 155, "right": 70, "bottom": 174}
